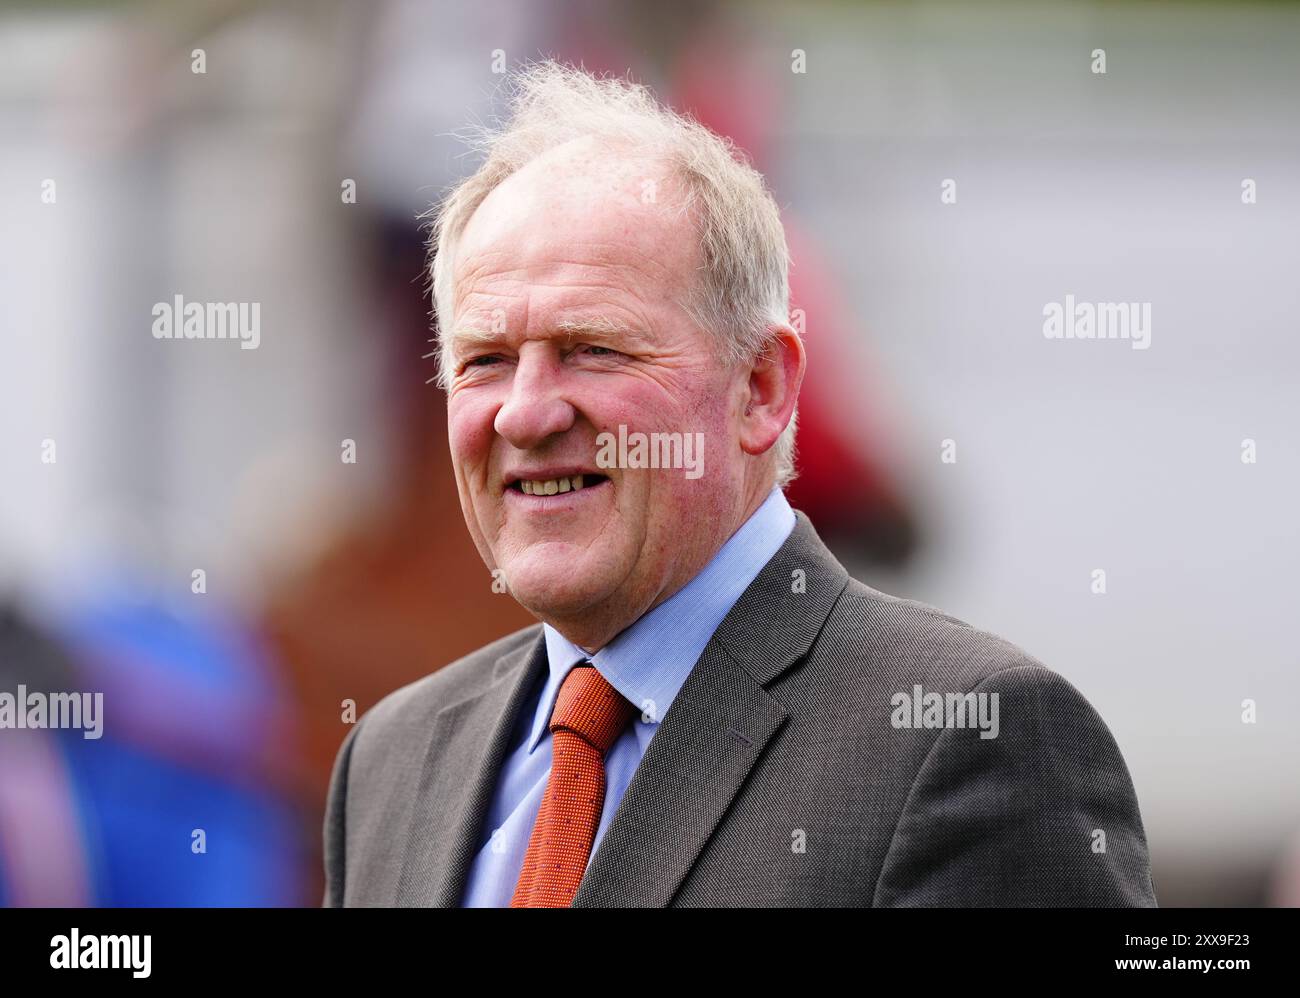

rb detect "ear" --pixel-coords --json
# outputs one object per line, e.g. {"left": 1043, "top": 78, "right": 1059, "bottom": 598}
{"left": 738, "top": 323, "right": 805, "bottom": 459}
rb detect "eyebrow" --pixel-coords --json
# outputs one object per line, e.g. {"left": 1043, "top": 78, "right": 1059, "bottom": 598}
{"left": 553, "top": 316, "right": 640, "bottom": 339}
{"left": 449, "top": 316, "right": 648, "bottom": 357}
{"left": 447, "top": 326, "right": 502, "bottom": 357}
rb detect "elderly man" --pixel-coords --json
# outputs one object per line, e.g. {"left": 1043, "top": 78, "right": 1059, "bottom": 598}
{"left": 323, "top": 62, "right": 1156, "bottom": 908}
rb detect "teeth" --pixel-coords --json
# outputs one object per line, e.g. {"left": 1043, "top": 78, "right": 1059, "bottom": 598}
{"left": 517, "top": 475, "right": 589, "bottom": 495}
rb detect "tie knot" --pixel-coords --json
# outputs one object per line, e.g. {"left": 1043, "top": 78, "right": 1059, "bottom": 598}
{"left": 550, "top": 664, "right": 636, "bottom": 754}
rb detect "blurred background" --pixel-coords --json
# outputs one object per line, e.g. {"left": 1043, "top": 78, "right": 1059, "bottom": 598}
{"left": 1, "top": 0, "right": 1297, "bottom": 907}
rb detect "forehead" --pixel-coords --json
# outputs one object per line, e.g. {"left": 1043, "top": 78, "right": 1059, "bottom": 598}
{"left": 451, "top": 141, "right": 699, "bottom": 316}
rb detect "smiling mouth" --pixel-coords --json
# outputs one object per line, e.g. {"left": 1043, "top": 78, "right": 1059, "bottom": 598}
{"left": 506, "top": 473, "right": 609, "bottom": 496}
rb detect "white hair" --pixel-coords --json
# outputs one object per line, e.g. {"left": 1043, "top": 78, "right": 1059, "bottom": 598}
{"left": 426, "top": 60, "right": 799, "bottom": 487}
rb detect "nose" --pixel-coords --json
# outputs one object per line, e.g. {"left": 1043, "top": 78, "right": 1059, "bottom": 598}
{"left": 493, "top": 343, "right": 576, "bottom": 449}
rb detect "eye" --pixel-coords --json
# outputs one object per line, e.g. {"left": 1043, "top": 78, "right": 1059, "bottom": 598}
{"left": 465, "top": 354, "right": 503, "bottom": 368}
{"left": 579, "top": 344, "right": 621, "bottom": 358}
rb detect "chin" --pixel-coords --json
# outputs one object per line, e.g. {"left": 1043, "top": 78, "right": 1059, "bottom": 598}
{"left": 498, "top": 546, "right": 614, "bottom": 618}
{"left": 508, "top": 574, "right": 608, "bottom": 622}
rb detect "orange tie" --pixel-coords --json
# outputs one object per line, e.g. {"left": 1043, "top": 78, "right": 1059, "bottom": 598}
{"left": 510, "top": 664, "right": 637, "bottom": 907}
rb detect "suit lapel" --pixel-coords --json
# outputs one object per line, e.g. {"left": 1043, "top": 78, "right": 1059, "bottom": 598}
{"left": 570, "top": 640, "right": 786, "bottom": 907}
{"left": 572, "top": 510, "right": 850, "bottom": 906}
{"left": 395, "top": 630, "right": 547, "bottom": 907}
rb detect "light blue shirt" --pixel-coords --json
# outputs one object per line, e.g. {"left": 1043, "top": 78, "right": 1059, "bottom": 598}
{"left": 459, "top": 487, "right": 796, "bottom": 906}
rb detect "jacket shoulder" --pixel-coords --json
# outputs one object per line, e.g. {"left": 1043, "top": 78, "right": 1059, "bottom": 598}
{"left": 828, "top": 577, "right": 1052, "bottom": 692}
{"left": 820, "top": 582, "right": 1154, "bottom": 906}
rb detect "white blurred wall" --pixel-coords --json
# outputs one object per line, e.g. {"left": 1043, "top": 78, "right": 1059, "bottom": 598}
{"left": 780, "top": 1, "right": 1300, "bottom": 886}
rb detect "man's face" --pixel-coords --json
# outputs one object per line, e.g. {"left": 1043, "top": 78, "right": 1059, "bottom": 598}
{"left": 444, "top": 141, "right": 750, "bottom": 642}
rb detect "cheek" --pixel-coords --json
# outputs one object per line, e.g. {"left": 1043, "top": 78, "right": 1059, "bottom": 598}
{"left": 676, "top": 374, "right": 738, "bottom": 452}
{"left": 447, "top": 393, "right": 497, "bottom": 471}
{"left": 598, "top": 368, "right": 724, "bottom": 434}
{"left": 581, "top": 380, "right": 645, "bottom": 434}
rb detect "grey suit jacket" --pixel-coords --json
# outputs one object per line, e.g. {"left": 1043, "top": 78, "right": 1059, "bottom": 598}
{"left": 323, "top": 510, "right": 1157, "bottom": 907}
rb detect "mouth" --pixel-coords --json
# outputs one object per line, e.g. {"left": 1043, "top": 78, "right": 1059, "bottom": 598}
{"left": 504, "top": 472, "right": 610, "bottom": 497}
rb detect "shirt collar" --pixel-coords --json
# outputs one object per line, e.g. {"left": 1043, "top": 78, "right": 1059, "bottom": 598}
{"left": 529, "top": 487, "right": 796, "bottom": 753}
